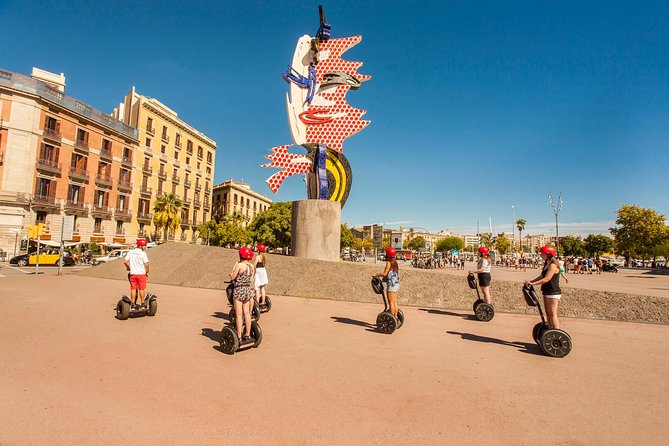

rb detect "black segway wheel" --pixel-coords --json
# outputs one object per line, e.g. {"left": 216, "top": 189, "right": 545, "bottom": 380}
{"left": 116, "top": 299, "right": 130, "bottom": 320}
{"left": 532, "top": 322, "right": 549, "bottom": 345}
{"left": 220, "top": 326, "right": 240, "bottom": 354}
{"left": 472, "top": 299, "right": 484, "bottom": 313}
{"left": 250, "top": 321, "right": 263, "bottom": 348}
{"left": 376, "top": 311, "right": 398, "bottom": 334}
{"left": 252, "top": 301, "right": 261, "bottom": 321}
{"left": 261, "top": 296, "right": 272, "bottom": 312}
{"left": 226, "top": 283, "right": 234, "bottom": 305}
{"left": 539, "top": 329, "right": 572, "bottom": 358}
{"left": 147, "top": 298, "right": 158, "bottom": 316}
{"left": 228, "top": 308, "right": 238, "bottom": 327}
{"left": 396, "top": 309, "right": 405, "bottom": 329}
{"left": 474, "top": 302, "right": 495, "bottom": 322}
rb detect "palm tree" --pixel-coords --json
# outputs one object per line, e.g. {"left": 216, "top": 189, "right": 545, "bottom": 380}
{"left": 516, "top": 218, "right": 526, "bottom": 252}
{"left": 153, "top": 193, "right": 183, "bottom": 241}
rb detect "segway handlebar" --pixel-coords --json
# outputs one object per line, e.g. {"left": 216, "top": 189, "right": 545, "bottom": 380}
{"left": 522, "top": 283, "right": 539, "bottom": 307}
{"left": 371, "top": 277, "right": 384, "bottom": 295}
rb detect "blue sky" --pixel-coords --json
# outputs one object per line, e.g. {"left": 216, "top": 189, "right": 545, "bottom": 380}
{"left": 2, "top": 0, "right": 667, "bottom": 236}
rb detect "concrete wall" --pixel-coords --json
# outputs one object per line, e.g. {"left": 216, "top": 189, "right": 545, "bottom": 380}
{"left": 291, "top": 199, "right": 341, "bottom": 262}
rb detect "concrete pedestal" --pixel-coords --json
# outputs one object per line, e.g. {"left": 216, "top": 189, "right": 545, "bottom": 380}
{"left": 291, "top": 200, "right": 341, "bottom": 262}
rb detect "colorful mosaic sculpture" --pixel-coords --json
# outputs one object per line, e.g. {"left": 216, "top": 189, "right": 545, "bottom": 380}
{"left": 262, "top": 6, "right": 370, "bottom": 207}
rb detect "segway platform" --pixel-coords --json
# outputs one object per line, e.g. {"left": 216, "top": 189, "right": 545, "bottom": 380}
{"left": 522, "top": 284, "right": 572, "bottom": 358}
{"left": 468, "top": 273, "right": 494, "bottom": 322}
{"left": 371, "top": 277, "right": 404, "bottom": 334}
{"left": 116, "top": 293, "right": 157, "bottom": 320}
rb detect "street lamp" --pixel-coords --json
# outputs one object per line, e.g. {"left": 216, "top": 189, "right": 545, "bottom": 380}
{"left": 511, "top": 205, "right": 515, "bottom": 253}
{"left": 548, "top": 192, "right": 563, "bottom": 254}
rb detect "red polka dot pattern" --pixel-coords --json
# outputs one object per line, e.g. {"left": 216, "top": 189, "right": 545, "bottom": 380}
{"left": 305, "top": 36, "right": 371, "bottom": 152}
{"left": 261, "top": 144, "right": 312, "bottom": 193}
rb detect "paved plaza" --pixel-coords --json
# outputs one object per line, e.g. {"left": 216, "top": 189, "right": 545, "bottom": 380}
{"left": 1, "top": 274, "right": 668, "bottom": 445}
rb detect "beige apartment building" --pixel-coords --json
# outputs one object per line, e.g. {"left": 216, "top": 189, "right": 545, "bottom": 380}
{"left": 211, "top": 180, "right": 272, "bottom": 226}
{"left": 113, "top": 88, "right": 216, "bottom": 242}
{"left": 0, "top": 67, "right": 140, "bottom": 255}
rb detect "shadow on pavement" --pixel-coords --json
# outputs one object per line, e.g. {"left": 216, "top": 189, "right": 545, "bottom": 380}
{"left": 419, "top": 308, "right": 477, "bottom": 321}
{"left": 331, "top": 316, "right": 377, "bottom": 332}
{"left": 446, "top": 331, "right": 544, "bottom": 356}
{"left": 201, "top": 327, "right": 221, "bottom": 343}
{"left": 211, "top": 311, "right": 230, "bottom": 320}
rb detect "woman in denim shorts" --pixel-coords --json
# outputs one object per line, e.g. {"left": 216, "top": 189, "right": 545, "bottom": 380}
{"left": 373, "top": 247, "right": 401, "bottom": 318}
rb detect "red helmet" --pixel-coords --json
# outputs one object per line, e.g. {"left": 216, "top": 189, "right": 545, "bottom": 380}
{"left": 136, "top": 238, "right": 147, "bottom": 247}
{"left": 540, "top": 245, "right": 557, "bottom": 256}
{"left": 238, "top": 247, "right": 253, "bottom": 259}
{"left": 385, "top": 247, "right": 397, "bottom": 258}
{"left": 256, "top": 244, "right": 266, "bottom": 252}
{"left": 478, "top": 246, "right": 489, "bottom": 255}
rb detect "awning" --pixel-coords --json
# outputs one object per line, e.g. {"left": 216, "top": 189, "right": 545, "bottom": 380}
{"left": 35, "top": 240, "right": 83, "bottom": 248}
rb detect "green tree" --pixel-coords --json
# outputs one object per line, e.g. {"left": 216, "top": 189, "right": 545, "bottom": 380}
{"left": 406, "top": 236, "right": 426, "bottom": 251}
{"left": 247, "top": 201, "right": 292, "bottom": 249}
{"left": 197, "top": 220, "right": 250, "bottom": 247}
{"left": 436, "top": 236, "right": 464, "bottom": 252}
{"left": 340, "top": 223, "right": 355, "bottom": 249}
{"left": 153, "top": 193, "right": 183, "bottom": 241}
{"left": 382, "top": 234, "right": 391, "bottom": 249}
{"left": 560, "top": 236, "right": 586, "bottom": 257}
{"left": 479, "top": 232, "right": 493, "bottom": 248}
{"left": 610, "top": 205, "right": 667, "bottom": 263}
{"left": 495, "top": 234, "right": 510, "bottom": 254}
{"left": 516, "top": 218, "right": 526, "bottom": 251}
{"left": 584, "top": 234, "right": 613, "bottom": 257}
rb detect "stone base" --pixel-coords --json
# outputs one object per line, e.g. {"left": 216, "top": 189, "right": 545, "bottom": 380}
{"left": 291, "top": 200, "right": 341, "bottom": 262}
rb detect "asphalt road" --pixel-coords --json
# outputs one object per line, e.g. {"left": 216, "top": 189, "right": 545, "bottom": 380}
{"left": 1, "top": 274, "right": 668, "bottom": 445}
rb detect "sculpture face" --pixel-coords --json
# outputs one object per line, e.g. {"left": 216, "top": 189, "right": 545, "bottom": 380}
{"left": 261, "top": 8, "right": 370, "bottom": 208}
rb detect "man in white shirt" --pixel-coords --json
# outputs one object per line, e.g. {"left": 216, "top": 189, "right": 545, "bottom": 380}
{"left": 123, "top": 239, "right": 150, "bottom": 307}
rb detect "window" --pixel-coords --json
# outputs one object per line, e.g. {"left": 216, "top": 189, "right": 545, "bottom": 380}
{"left": 71, "top": 153, "right": 87, "bottom": 170}
{"left": 223, "top": 193, "right": 228, "bottom": 202}
{"left": 142, "top": 176, "right": 149, "bottom": 188}
{"left": 123, "top": 147, "right": 132, "bottom": 160}
{"left": 139, "top": 199, "right": 149, "bottom": 214}
{"left": 172, "top": 168, "right": 177, "bottom": 178}
{"left": 171, "top": 183, "right": 177, "bottom": 194}
{"left": 234, "top": 194, "right": 238, "bottom": 205}
{"left": 160, "top": 163, "right": 165, "bottom": 174}
{"left": 95, "top": 190, "right": 108, "bottom": 207}
{"left": 97, "top": 162, "right": 109, "bottom": 176}
{"left": 162, "top": 126, "right": 168, "bottom": 139}
{"left": 161, "top": 144, "right": 166, "bottom": 154}
{"left": 197, "top": 162, "right": 201, "bottom": 170}
{"left": 76, "top": 129, "right": 89, "bottom": 145}
{"left": 68, "top": 185, "right": 82, "bottom": 203}
{"left": 37, "top": 178, "right": 53, "bottom": 197}
{"left": 94, "top": 218, "right": 102, "bottom": 233}
{"left": 207, "top": 152, "right": 212, "bottom": 163}
{"left": 146, "top": 117, "right": 153, "bottom": 131}
{"left": 145, "top": 138, "right": 152, "bottom": 148}
{"left": 36, "top": 211, "right": 47, "bottom": 224}
{"left": 158, "top": 180, "right": 163, "bottom": 193}
{"left": 102, "top": 139, "right": 111, "bottom": 151}
{"left": 186, "top": 140, "right": 193, "bottom": 154}
{"left": 44, "top": 116, "right": 60, "bottom": 134}
{"left": 40, "top": 143, "right": 58, "bottom": 161}
{"left": 185, "top": 156, "right": 190, "bottom": 165}
{"left": 206, "top": 167, "right": 211, "bottom": 175}
{"left": 116, "top": 220, "right": 124, "bottom": 233}
{"left": 175, "top": 133, "right": 181, "bottom": 147}
{"left": 174, "top": 151, "right": 179, "bottom": 160}
{"left": 197, "top": 146, "right": 203, "bottom": 159}
{"left": 119, "top": 168, "right": 130, "bottom": 182}
{"left": 117, "top": 195, "right": 127, "bottom": 211}
{"left": 143, "top": 157, "right": 150, "bottom": 168}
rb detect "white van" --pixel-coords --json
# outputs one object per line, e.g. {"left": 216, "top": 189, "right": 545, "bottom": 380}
{"left": 93, "top": 249, "right": 131, "bottom": 265}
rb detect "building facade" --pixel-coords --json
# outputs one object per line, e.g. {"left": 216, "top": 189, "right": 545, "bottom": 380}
{"left": 211, "top": 180, "right": 272, "bottom": 226}
{"left": 0, "top": 68, "right": 140, "bottom": 255}
{"left": 114, "top": 87, "right": 216, "bottom": 242}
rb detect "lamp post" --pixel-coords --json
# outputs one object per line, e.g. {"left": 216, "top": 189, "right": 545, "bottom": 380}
{"left": 548, "top": 192, "right": 563, "bottom": 254}
{"left": 511, "top": 205, "right": 515, "bottom": 253}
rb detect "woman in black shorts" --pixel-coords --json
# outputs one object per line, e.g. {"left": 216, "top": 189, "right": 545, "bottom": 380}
{"left": 525, "top": 245, "right": 562, "bottom": 329}
{"left": 469, "top": 246, "right": 492, "bottom": 304}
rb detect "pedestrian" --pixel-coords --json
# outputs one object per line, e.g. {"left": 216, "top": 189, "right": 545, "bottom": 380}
{"left": 469, "top": 246, "right": 492, "bottom": 305}
{"left": 373, "top": 247, "right": 401, "bottom": 318}
{"left": 123, "top": 239, "right": 150, "bottom": 308}
{"left": 254, "top": 244, "right": 269, "bottom": 305}
{"left": 558, "top": 257, "right": 569, "bottom": 283}
{"left": 525, "top": 245, "right": 562, "bottom": 329}
{"left": 230, "top": 247, "right": 255, "bottom": 342}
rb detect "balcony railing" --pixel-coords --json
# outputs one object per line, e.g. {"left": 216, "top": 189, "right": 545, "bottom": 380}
{"left": 175, "top": 139, "right": 182, "bottom": 148}
{"left": 171, "top": 175, "right": 180, "bottom": 184}
{"left": 92, "top": 205, "right": 112, "bottom": 216}
{"left": 115, "top": 227, "right": 126, "bottom": 236}
{"left": 204, "top": 188, "right": 210, "bottom": 195}
{"left": 43, "top": 128, "right": 62, "bottom": 142}
{"left": 99, "top": 148, "right": 113, "bottom": 160}
{"left": 173, "top": 159, "right": 181, "bottom": 167}
{"left": 140, "top": 186, "right": 152, "bottom": 195}
{"left": 122, "top": 156, "right": 133, "bottom": 166}
{"left": 74, "top": 139, "right": 89, "bottom": 152}
{"left": 193, "top": 200, "right": 201, "bottom": 209}
{"left": 117, "top": 179, "right": 133, "bottom": 192}
{"left": 115, "top": 208, "right": 131, "bottom": 218}
{"left": 64, "top": 200, "right": 86, "bottom": 211}
{"left": 159, "top": 153, "right": 168, "bottom": 162}
{"left": 146, "top": 126, "right": 155, "bottom": 136}
{"left": 194, "top": 184, "right": 202, "bottom": 192}
{"left": 68, "top": 167, "right": 89, "bottom": 182}
{"left": 182, "top": 198, "right": 192, "bottom": 207}
{"left": 95, "top": 173, "right": 113, "bottom": 187}
{"left": 185, "top": 164, "right": 191, "bottom": 172}
{"left": 142, "top": 165, "right": 153, "bottom": 175}
{"left": 184, "top": 180, "right": 192, "bottom": 188}
{"left": 157, "top": 170, "right": 167, "bottom": 180}
{"left": 137, "top": 212, "right": 153, "bottom": 222}
{"left": 32, "top": 195, "right": 59, "bottom": 208}
{"left": 144, "top": 146, "right": 153, "bottom": 156}
{"left": 161, "top": 134, "right": 170, "bottom": 143}
{"left": 36, "top": 158, "right": 62, "bottom": 174}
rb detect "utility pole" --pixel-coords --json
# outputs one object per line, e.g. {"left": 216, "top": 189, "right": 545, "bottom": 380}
{"left": 548, "top": 192, "right": 563, "bottom": 254}
{"left": 512, "top": 205, "right": 515, "bottom": 252}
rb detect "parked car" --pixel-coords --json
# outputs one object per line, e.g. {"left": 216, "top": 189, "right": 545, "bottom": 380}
{"left": 93, "top": 249, "right": 131, "bottom": 265}
{"left": 9, "top": 249, "right": 75, "bottom": 267}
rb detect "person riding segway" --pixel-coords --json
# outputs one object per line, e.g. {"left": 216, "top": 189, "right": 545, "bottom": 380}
{"left": 468, "top": 246, "right": 494, "bottom": 321}
{"left": 372, "top": 247, "right": 404, "bottom": 334}
{"left": 116, "top": 238, "right": 157, "bottom": 320}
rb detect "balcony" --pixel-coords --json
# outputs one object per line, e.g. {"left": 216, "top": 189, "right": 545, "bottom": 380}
{"left": 91, "top": 205, "right": 112, "bottom": 217}
{"left": 173, "top": 159, "right": 181, "bottom": 167}
{"left": 122, "top": 156, "right": 133, "bottom": 166}
{"left": 142, "top": 164, "right": 153, "bottom": 175}
{"left": 140, "top": 186, "right": 152, "bottom": 196}
{"left": 117, "top": 179, "right": 133, "bottom": 192}
{"left": 99, "top": 148, "right": 113, "bottom": 161}
{"left": 204, "top": 188, "right": 210, "bottom": 196}
{"left": 64, "top": 200, "right": 87, "bottom": 214}
{"left": 43, "top": 128, "right": 62, "bottom": 143}
{"left": 196, "top": 169, "right": 202, "bottom": 177}
{"left": 182, "top": 197, "right": 192, "bottom": 207}
{"left": 68, "top": 167, "right": 89, "bottom": 183}
{"left": 115, "top": 227, "right": 126, "bottom": 236}
{"left": 95, "top": 173, "right": 113, "bottom": 187}
{"left": 171, "top": 175, "right": 180, "bottom": 184}
{"left": 194, "top": 183, "right": 202, "bottom": 192}
{"left": 161, "top": 134, "right": 170, "bottom": 144}
{"left": 185, "top": 164, "right": 191, "bottom": 172}
{"left": 193, "top": 200, "right": 201, "bottom": 209}
{"left": 175, "top": 139, "right": 182, "bottom": 149}
{"left": 36, "top": 158, "right": 62, "bottom": 175}
{"left": 157, "top": 170, "right": 167, "bottom": 180}
{"left": 184, "top": 179, "right": 192, "bottom": 188}
{"left": 159, "top": 152, "right": 168, "bottom": 162}
{"left": 146, "top": 126, "right": 155, "bottom": 136}
{"left": 137, "top": 212, "right": 153, "bottom": 222}
{"left": 32, "top": 195, "right": 59, "bottom": 209}
{"left": 115, "top": 208, "right": 132, "bottom": 221}
{"left": 74, "top": 139, "right": 89, "bottom": 153}
{"left": 144, "top": 146, "right": 153, "bottom": 157}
